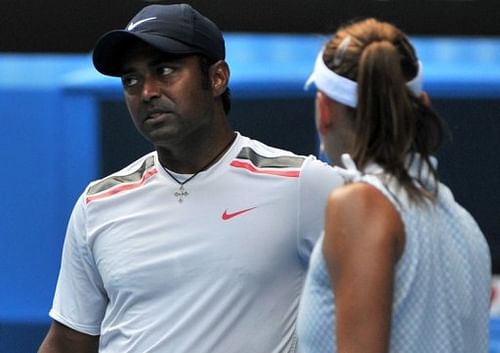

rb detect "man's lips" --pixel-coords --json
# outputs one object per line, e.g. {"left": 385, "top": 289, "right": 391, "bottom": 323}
{"left": 144, "top": 111, "right": 172, "bottom": 123}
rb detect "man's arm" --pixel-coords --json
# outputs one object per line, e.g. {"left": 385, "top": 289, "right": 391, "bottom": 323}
{"left": 38, "top": 320, "right": 99, "bottom": 353}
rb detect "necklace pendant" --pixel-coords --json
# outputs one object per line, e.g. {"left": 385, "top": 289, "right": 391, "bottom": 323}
{"left": 174, "top": 185, "right": 189, "bottom": 203}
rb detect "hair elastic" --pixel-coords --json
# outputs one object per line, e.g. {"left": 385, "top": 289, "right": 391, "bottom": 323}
{"left": 305, "top": 48, "right": 423, "bottom": 108}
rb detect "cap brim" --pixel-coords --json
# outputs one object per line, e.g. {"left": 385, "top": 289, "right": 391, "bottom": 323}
{"left": 92, "top": 30, "right": 201, "bottom": 76}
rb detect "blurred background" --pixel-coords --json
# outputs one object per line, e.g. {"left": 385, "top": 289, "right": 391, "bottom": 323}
{"left": 1, "top": 0, "right": 499, "bottom": 352}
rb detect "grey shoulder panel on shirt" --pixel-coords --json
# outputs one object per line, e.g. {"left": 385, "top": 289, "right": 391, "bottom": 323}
{"left": 87, "top": 155, "right": 155, "bottom": 196}
{"left": 236, "top": 147, "right": 305, "bottom": 168}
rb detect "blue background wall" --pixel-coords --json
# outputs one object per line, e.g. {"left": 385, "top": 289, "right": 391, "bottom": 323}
{"left": 1, "top": 34, "right": 499, "bottom": 352}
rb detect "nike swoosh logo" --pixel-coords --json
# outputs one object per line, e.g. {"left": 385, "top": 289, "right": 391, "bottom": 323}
{"left": 222, "top": 207, "right": 256, "bottom": 221}
{"left": 127, "top": 17, "right": 157, "bottom": 31}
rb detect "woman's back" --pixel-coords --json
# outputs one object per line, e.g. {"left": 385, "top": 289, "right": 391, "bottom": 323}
{"left": 297, "top": 162, "right": 491, "bottom": 353}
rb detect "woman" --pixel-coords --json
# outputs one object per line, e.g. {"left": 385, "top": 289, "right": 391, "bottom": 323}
{"left": 297, "top": 18, "right": 491, "bottom": 353}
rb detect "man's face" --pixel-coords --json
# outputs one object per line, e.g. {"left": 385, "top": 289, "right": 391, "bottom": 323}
{"left": 120, "top": 43, "right": 215, "bottom": 148}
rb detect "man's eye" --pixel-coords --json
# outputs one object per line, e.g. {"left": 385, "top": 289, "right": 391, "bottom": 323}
{"left": 122, "top": 76, "right": 138, "bottom": 87}
{"left": 158, "top": 66, "right": 174, "bottom": 76}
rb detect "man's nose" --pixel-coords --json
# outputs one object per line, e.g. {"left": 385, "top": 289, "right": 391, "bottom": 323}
{"left": 142, "top": 76, "right": 161, "bottom": 101}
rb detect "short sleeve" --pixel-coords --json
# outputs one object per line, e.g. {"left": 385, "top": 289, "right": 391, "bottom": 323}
{"left": 297, "top": 157, "right": 344, "bottom": 263}
{"left": 49, "top": 193, "right": 107, "bottom": 335}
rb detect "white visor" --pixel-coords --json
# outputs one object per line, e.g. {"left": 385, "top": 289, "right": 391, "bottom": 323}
{"left": 305, "top": 48, "right": 423, "bottom": 108}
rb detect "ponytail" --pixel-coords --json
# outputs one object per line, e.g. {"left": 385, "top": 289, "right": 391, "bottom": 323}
{"left": 355, "top": 41, "right": 414, "bottom": 165}
{"left": 354, "top": 40, "right": 441, "bottom": 202}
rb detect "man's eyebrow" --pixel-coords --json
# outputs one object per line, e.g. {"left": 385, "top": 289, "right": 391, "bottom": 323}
{"left": 149, "top": 57, "right": 172, "bottom": 66}
{"left": 152, "top": 54, "right": 189, "bottom": 65}
{"left": 120, "top": 59, "right": 159, "bottom": 76}
{"left": 121, "top": 56, "right": 184, "bottom": 75}
{"left": 121, "top": 54, "right": 188, "bottom": 76}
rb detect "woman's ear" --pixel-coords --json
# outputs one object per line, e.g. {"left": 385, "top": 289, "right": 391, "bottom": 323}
{"left": 419, "top": 91, "right": 431, "bottom": 107}
{"left": 317, "top": 91, "right": 334, "bottom": 135}
{"left": 210, "top": 60, "right": 230, "bottom": 97}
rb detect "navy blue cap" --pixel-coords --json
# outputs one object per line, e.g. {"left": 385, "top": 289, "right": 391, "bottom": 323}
{"left": 92, "top": 4, "right": 225, "bottom": 76}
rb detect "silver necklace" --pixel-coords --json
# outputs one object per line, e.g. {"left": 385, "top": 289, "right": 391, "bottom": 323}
{"left": 162, "top": 134, "right": 236, "bottom": 203}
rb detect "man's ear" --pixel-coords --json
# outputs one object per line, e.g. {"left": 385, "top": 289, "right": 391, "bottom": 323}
{"left": 210, "top": 60, "right": 230, "bottom": 97}
{"left": 317, "top": 91, "right": 334, "bottom": 135}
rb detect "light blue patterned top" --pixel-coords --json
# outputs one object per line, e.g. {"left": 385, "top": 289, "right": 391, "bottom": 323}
{"left": 297, "top": 155, "right": 491, "bottom": 353}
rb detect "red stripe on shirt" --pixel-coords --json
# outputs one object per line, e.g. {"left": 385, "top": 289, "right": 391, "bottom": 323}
{"left": 230, "top": 160, "right": 300, "bottom": 177}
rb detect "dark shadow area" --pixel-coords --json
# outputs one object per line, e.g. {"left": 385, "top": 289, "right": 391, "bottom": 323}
{"left": 99, "top": 97, "right": 319, "bottom": 176}
{"left": 1, "top": 0, "right": 498, "bottom": 53}
{"left": 0, "top": 321, "right": 50, "bottom": 353}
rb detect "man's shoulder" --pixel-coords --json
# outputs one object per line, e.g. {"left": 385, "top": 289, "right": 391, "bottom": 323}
{"left": 237, "top": 135, "right": 317, "bottom": 169}
{"left": 85, "top": 151, "right": 157, "bottom": 201}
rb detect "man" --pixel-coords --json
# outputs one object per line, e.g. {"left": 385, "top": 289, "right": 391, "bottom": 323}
{"left": 38, "top": 4, "right": 343, "bottom": 353}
